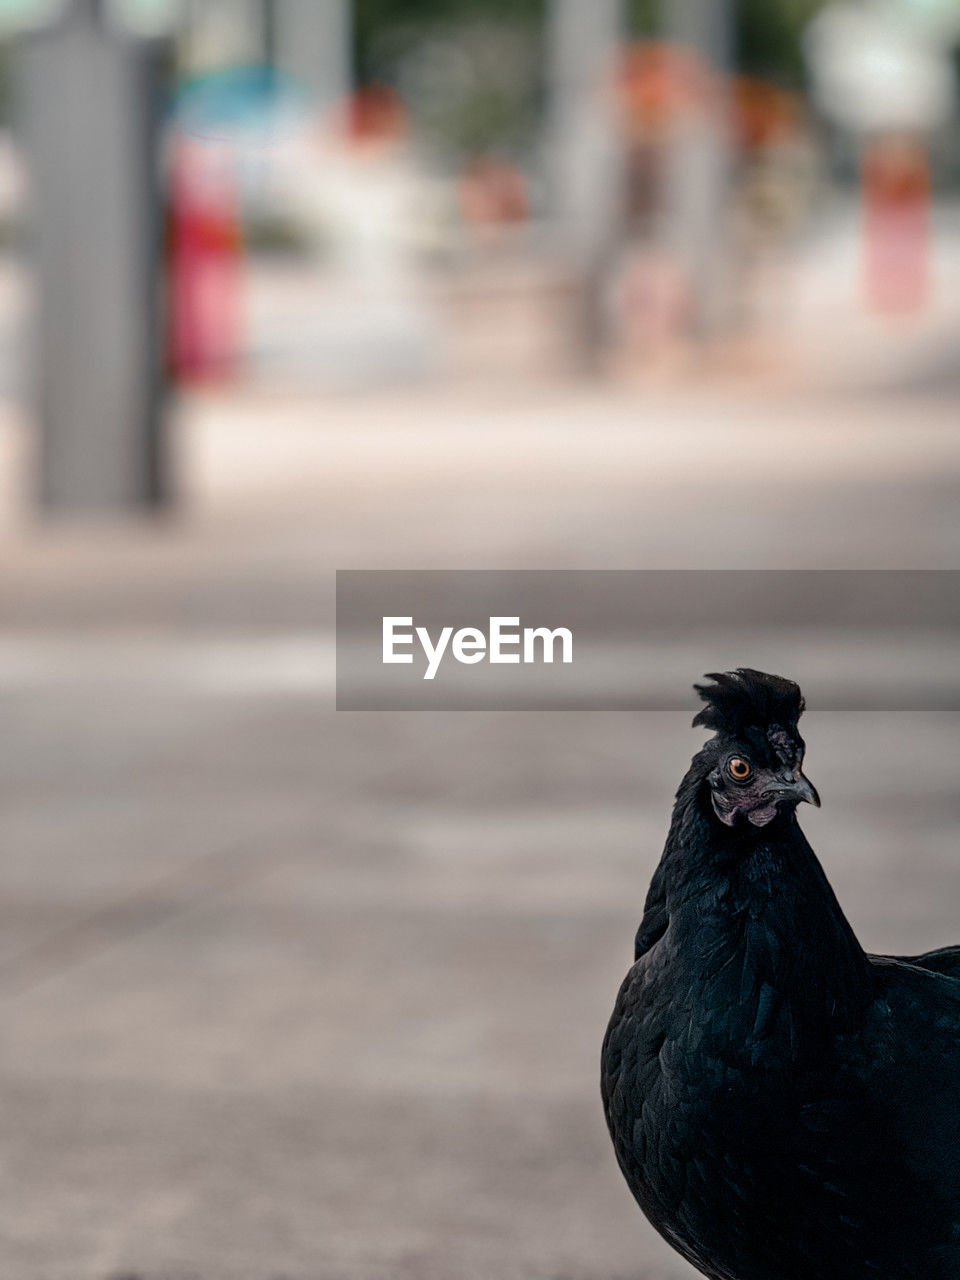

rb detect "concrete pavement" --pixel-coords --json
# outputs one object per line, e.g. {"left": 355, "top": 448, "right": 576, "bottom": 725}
{"left": 1, "top": 381, "right": 959, "bottom": 1279}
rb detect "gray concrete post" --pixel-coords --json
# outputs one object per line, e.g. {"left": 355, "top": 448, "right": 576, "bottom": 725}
{"left": 661, "top": 0, "right": 734, "bottom": 339}
{"left": 16, "top": 0, "right": 168, "bottom": 512}
{"left": 546, "top": 0, "right": 626, "bottom": 367}
{"left": 275, "top": 0, "right": 351, "bottom": 118}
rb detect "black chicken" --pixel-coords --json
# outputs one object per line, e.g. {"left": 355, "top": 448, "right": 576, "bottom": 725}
{"left": 601, "top": 669, "right": 960, "bottom": 1280}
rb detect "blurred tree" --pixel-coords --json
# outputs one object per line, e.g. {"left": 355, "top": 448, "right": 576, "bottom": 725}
{"left": 354, "top": 0, "right": 543, "bottom": 83}
{"left": 736, "top": 0, "right": 829, "bottom": 86}
{"left": 626, "top": 0, "right": 658, "bottom": 37}
{"left": 0, "top": 41, "right": 13, "bottom": 124}
{"left": 350, "top": 0, "right": 833, "bottom": 162}
{"left": 356, "top": 0, "right": 835, "bottom": 93}
{"left": 354, "top": 1, "right": 544, "bottom": 162}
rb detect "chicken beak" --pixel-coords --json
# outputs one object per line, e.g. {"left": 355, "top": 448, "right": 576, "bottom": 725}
{"left": 768, "top": 771, "right": 821, "bottom": 807}
{"left": 794, "top": 773, "right": 821, "bottom": 807}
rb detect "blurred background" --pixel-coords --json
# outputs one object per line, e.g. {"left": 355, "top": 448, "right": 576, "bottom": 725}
{"left": 1, "top": 1, "right": 960, "bottom": 1278}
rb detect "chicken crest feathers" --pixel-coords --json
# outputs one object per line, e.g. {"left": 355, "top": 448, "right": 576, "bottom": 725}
{"left": 692, "top": 668, "right": 805, "bottom": 735}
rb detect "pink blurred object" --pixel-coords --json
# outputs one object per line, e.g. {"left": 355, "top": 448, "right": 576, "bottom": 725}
{"left": 458, "top": 156, "right": 528, "bottom": 231}
{"left": 862, "top": 135, "right": 930, "bottom": 315}
{"left": 167, "top": 137, "right": 243, "bottom": 384}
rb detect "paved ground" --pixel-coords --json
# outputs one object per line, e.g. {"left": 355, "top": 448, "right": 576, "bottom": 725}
{"left": 1, "top": 380, "right": 959, "bottom": 1280}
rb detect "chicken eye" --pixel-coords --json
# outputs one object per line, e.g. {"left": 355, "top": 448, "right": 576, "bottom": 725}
{"left": 727, "top": 758, "right": 752, "bottom": 781}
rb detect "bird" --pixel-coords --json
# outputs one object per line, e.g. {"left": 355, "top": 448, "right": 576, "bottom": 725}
{"left": 600, "top": 668, "right": 960, "bottom": 1280}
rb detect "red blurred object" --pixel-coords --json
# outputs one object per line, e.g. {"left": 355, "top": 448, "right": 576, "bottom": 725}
{"left": 342, "top": 83, "right": 408, "bottom": 147}
{"left": 458, "top": 156, "right": 528, "bottom": 229}
{"left": 619, "top": 42, "right": 719, "bottom": 140}
{"left": 862, "top": 135, "right": 930, "bottom": 314}
{"left": 619, "top": 42, "right": 804, "bottom": 156}
{"left": 731, "top": 77, "right": 803, "bottom": 153}
{"left": 166, "top": 137, "right": 243, "bottom": 384}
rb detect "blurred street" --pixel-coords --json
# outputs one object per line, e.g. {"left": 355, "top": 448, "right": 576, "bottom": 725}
{"left": 2, "top": 0, "right": 960, "bottom": 1276}
{"left": 0, "top": 379, "right": 958, "bottom": 1280}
